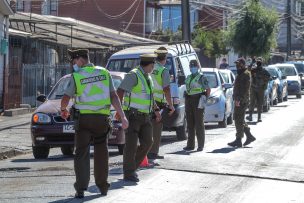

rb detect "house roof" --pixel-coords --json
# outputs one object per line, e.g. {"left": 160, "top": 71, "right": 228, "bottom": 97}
{"left": 9, "top": 12, "right": 159, "bottom": 49}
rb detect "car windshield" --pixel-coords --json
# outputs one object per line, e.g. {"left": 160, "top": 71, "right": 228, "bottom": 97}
{"left": 279, "top": 66, "right": 297, "bottom": 76}
{"left": 48, "top": 77, "right": 70, "bottom": 100}
{"left": 219, "top": 71, "right": 229, "bottom": 83}
{"left": 294, "top": 63, "right": 304, "bottom": 73}
{"left": 266, "top": 68, "right": 278, "bottom": 77}
{"left": 202, "top": 72, "right": 218, "bottom": 88}
{"left": 107, "top": 57, "right": 175, "bottom": 76}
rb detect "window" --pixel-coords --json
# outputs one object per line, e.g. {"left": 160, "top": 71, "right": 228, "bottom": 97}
{"left": 50, "top": 0, "right": 58, "bottom": 12}
{"left": 295, "top": 0, "right": 304, "bottom": 16}
{"left": 16, "top": 0, "right": 24, "bottom": 12}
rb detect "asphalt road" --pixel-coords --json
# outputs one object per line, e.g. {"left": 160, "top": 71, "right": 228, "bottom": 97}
{"left": 1, "top": 96, "right": 304, "bottom": 203}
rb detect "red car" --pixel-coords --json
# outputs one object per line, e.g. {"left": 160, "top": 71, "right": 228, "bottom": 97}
{"left": 31, "top": 72, "right": 126, "bottom": 159}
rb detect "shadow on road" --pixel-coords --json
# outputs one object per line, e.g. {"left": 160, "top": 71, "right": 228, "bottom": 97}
{"left": 167, "top": 150, "right": 200, "bottom": 156}
{"left": 207, "top": 147, "right": 236, "bottom": 154}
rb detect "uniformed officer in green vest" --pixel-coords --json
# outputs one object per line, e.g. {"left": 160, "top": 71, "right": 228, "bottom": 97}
{"left": 117, "top": 54, "right": 161, "bottom": 182}
{"left": 148, "top": 47, "right": 175, "bottom": 160}
{"left": 60, "top": 49, "right": 128, "bottom": 198}
{"left": 183, "top": 60, "right": 210, "bottom": 151}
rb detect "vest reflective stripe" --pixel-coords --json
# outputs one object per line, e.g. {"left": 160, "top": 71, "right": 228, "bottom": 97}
{"left": 123, "top": 68, "right": 153, "bottom": 113}
{"left": 151, "top": 62, "right": 166, "bottom": 103}
{"left": 73, "top": 66, "right": 111, "bottom": 115}
{"left": 185, "top": 73, "right": 205, "bottom": 95}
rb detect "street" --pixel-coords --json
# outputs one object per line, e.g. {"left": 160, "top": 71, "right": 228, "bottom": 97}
{"left": 1, "top": 96, "right": 304, "bottom": 203}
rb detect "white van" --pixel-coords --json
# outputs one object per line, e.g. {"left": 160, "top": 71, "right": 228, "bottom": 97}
{"left": 106, "top": 43, "right": 200, "bottom": 140}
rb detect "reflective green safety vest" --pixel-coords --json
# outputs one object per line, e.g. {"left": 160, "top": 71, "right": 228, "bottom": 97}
{"left": 123, "top": 68, "right": 153, "bottom": 114}
{"left": 151, "top": 62, "right": 166, "bottom": 103}
{"left": 73, "top": 66, "right": 111, "bottom": 115}
{"left": 185, "top": 73, "right": 205, "bottom": 95}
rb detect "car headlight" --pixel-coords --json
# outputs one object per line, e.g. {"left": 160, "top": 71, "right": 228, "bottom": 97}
{"left": 32, "top": 113, "right": 51, "bottom": 124}
{"left": 207, "top": 97, "right": 220, "bottom": 106}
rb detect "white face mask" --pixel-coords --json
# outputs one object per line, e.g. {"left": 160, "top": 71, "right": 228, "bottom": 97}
{"left": 190, "top": 67, "right": 198, "bottom": 74}
{"left": 73, "top": 64, "right": 80, "bottom": 72}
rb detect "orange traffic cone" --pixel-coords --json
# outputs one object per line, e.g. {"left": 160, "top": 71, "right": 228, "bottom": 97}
{"left": 140, "top": 155, "right": 150, "bottom": 167}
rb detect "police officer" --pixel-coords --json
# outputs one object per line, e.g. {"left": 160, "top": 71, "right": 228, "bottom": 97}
{"left": 148, "top": 47, "right": 175, "bottom": 160}
{"left": 183, "top": 60, "right": 210, "bottom": 151}
{"left": 246, "top": 57, "right": 271, "bottom": 122}
{"left": 60, "top": 49, "right": 128, "bottom": 198}
{"left": 117, "top": 54, "right": 161, "bottom": 182}
{"left": 228, "top": 58, "right": 256, "bottom": 147}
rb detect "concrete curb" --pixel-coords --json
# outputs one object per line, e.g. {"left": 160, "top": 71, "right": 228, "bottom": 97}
{"left": 0, "top": 148, "right": 31, "bottom": 160}
{"left": 0, "top": 121, "right": 31, "bottom": 131}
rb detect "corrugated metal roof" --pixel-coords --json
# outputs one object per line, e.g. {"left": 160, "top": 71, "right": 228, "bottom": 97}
{"left": 9, "top": 12, "right": 159, "bottom": 49}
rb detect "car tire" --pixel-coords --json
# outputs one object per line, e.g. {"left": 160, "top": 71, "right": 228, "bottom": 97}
{"left": 61, "top": 146, "right": 74, "bottom": 156}
{"left": 32, "top": 145, "right": 50, "bottom": 159}
{"left": 118, "top": 144, "right": 124, "bottom": 155}
{"left": 176, "top": 117, "right": 187, "bottom": 141}
{"left": 278, "top": 94, "right": 283, "bottom": 103}
{"left": 227, "top": 113, "right": 233, "bottom": 125}
{"left": 273, "top": 98, "right": 278, "bottom": 105}
{"left": 218, "top": 115, "right": 227, "bottom": 128}
{"left": 283, "top": 95, "right": 288, "bottom": 101}
{"left": 297, "top": 94, "right": 302, "bottom": 99}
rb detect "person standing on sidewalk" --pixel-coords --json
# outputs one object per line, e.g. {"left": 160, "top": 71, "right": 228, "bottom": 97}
{"left": 246, "top": 57, "right": 271, "bottom": 122}
{"left": 117, "top": 54, "right": 161, "bottom": 182}
{"left": 148, "top": 47, "right": 175, "bottom": 160}
{"left": 60, "top": 49, "right": 128, "bottom": 198}
{"left": 183, "top": 60, "right": 210, "bottom": 152}
{"left": 228, "top": 58, "right": 256, "bottom": 148}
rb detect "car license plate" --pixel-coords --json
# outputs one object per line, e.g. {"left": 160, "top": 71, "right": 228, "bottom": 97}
{"left": 63, "top": 125, "right": 75, "bottom": 133}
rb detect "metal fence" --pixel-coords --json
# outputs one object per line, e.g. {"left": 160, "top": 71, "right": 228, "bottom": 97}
{"left": 22, "top": 64, "right": 71, "bottom": 107}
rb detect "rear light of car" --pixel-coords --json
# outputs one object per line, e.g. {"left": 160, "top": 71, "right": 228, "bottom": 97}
{"left": 32, "top": 113, "right": 51, "bottom": 124}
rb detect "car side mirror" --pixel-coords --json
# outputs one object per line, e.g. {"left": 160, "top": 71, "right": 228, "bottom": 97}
{"left": 222, "top": 83, "right": 233, "bottom": 90}
{"left": 37, "top": 95, "right": 46, "bottom": 103}
{"left": 299, "top": 73, "right": 303, "bottom": 78}
{"left": 178, "top": 75, "right": 186, "bottom": 86}
{"left": 281, "top": 75, "right": 287, "bottom": 79}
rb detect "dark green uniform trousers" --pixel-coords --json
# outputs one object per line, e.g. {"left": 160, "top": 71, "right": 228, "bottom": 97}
{"left": 185, "top": 95, "right": 205, "bottom": 148}
{"left": 74, "top": 114, "right": 111, "bottom": 193}
{"left": 123, "top": 111, "right": 153, "bottom": 177}
{"left": 234, "top": 103, "right": 250, "bottom": 138}
{"left": 249, "top": 89, "right": 264, "bottom": 114}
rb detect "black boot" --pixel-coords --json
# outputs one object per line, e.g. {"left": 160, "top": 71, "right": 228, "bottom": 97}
{"left": 246, "top": 113, "right": 253, "bottom": 121}
{"left": 227, "top": 137, "right": 242, "bottom": 147}
{"left": 257, "top": 113, "right": 262, "bottom": 122}
{"left": 244, "top": 127, "right": 256, "bottom": 146}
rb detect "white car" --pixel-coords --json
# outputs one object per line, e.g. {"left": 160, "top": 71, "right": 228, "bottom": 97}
{"left": 202, "top": 68, "right": 234, "bottom": 128}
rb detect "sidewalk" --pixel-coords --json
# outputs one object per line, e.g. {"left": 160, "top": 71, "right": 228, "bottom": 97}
{"left": 0, "top": 113, "right": 32, "bottom": 160}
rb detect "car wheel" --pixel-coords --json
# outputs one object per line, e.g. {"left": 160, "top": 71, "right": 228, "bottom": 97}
{"left": 273, "top": 98, "right": 278, "bottom": 105}
{"left": 297, "top": 94, "right": 302, "bottom": 99}
{"left": 32, "top": 145, "right": 50, "bottom": 159}
{"left": 176, "top": 117, "right": 187, "bottom": 141}
{"left": 218, "top": 115, "right": 227, "bottom": 128}
{"left": 61, "top": 146, "right": 74, "bottom": 156}
{"left": 278, "top": 94, "right": 283, "bottom": 103}
{"left": 227, "top": 113, "right": 233, "bottom": 125}
{"left": 283, "top": 95, "right": 288, "bottom": 101}
{"left": 118, "top": 144, "right": 124, "bottom": 155}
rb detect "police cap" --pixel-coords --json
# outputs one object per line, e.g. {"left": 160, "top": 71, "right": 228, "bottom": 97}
{"left": 256, "top": 57, "right": 263, "bottom": 63}
{"left": 234, "top": 57, "right": 246, "bottom": 65}
{"left": 154, "top": 47, "right": 168, "bottom": 56}
{"left": 68, "top": 49, "right": 89, "bottom": 60}
{"left": 140, "top": 54, "right": 157, "bottom": 63}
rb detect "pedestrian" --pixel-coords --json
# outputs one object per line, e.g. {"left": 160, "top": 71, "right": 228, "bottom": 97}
{"left": 116, "top": 54, "right": 161, "bottom": 182}
{"left": 246, "top": 57, "right": 271, "bottom": 122}
{"left": 219, "top": 58, "right": 229, "bottom": 69}
{"left": 60, "top": 49, "right": 128, "bottom": 198}
{"left": 228, "top": 58, "right": 256, "bottom": 148}
{"left": 183, "top": 59, "right": 210, "bottom": 152}
{"left": 148, "top": 47, "right": 175, "bottom": 160}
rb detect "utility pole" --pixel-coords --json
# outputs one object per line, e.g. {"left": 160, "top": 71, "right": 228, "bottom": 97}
{"left": 287, "top": 0, "right": 291, "bottom": 58}
{"left": 181, "top": 0, "right": 191, "bottom": 42}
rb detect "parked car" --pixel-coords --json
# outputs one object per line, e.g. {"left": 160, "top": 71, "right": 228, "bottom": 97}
{"left": 202, "top": 68, "right": 233, "bottom": 128}
{"left": 106, "top": 42, "right": 199, "bottom": 140}
{"left": 31, "top": 72, "right": 125, "bottom": 159}
{"left": 286, "top": 61, "right": 304, "bottom": 89}
{"left": 266, "top": 65, "right": 288, "bottom": 102}
{"left": 219, "top": 69, "right": 235, "bottom": 122}
{"left": 276, "top": 63, "right": 302, "bottom": 99}
{"left": 263, "top": 67, "right": 279, "bottom": 106}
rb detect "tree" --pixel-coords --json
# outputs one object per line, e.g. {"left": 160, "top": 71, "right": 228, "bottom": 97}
{"left": 227, "top": 0, "right": 279, "bottom": 58}
{"left": 192, "top": 25, "right": 228, "bottom": 58}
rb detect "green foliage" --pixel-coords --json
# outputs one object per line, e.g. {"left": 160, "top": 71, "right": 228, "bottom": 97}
{"left": 227, "top": 0, "right": 279, "bottom": 57}
{"left": 192, "top": 25, "right": 228, "bottom": 58}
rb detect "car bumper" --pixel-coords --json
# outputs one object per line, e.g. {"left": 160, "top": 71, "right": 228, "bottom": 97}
{"left": 204, "top": 102, "right": 225, "bottom": 123}
{"left": 287, "top": 84, "right": 301, "bottom": 95}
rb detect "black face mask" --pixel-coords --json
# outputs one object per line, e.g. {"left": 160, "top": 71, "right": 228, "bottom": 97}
{"left": 237, "top": 68, "right": 246, "bottom": 75}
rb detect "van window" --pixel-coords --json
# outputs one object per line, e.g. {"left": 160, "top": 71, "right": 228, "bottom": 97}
{"left": 179, "top": 56, "right": 191, "bottom": 76}
{"left": 107, "top": 58, "right": 140, "bottom": 73}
